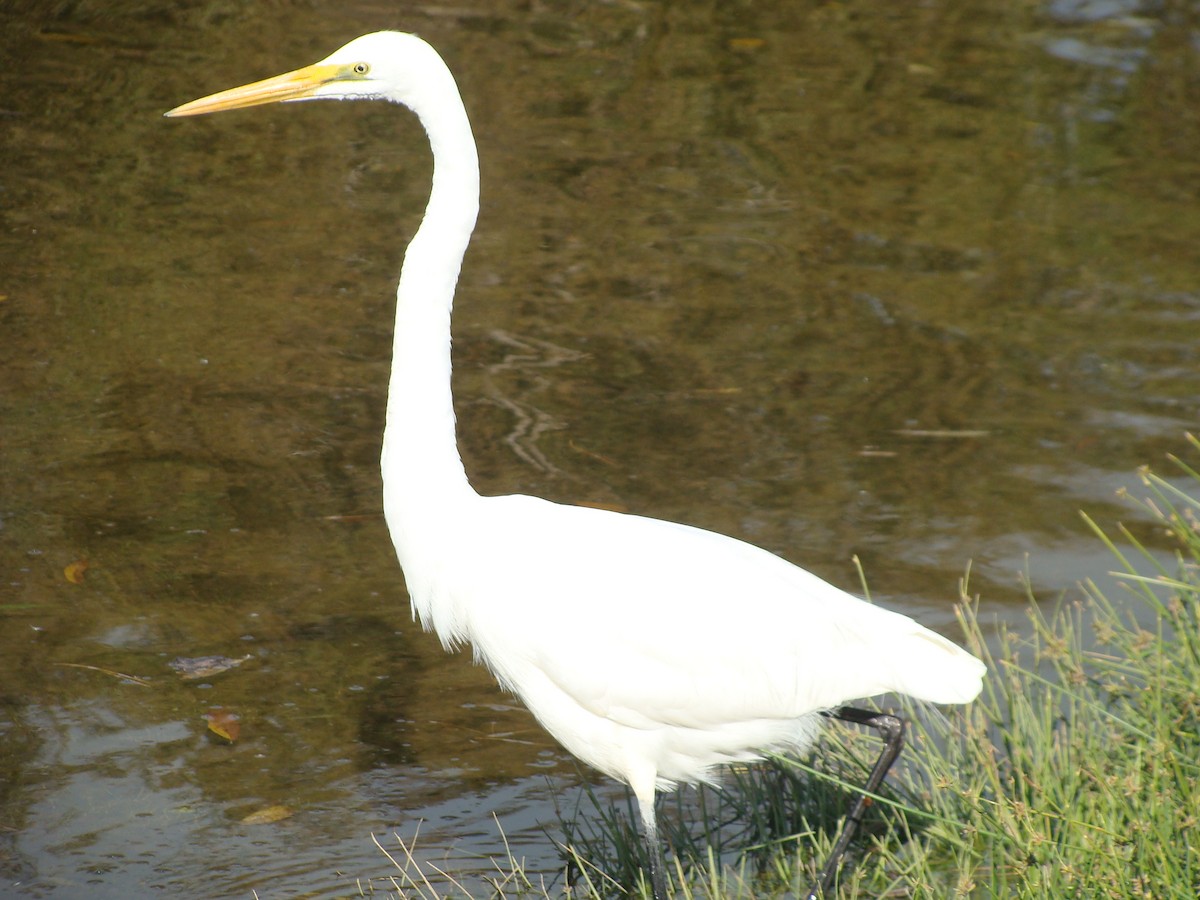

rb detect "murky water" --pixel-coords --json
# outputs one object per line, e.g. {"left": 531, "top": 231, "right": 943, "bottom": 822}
{"left": 2, "top": 0, "right": 1198, "bottom": 896}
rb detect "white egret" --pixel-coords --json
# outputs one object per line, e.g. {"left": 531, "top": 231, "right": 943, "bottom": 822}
{"left": 167, "top": 32, "right": 985, "bottom": 898}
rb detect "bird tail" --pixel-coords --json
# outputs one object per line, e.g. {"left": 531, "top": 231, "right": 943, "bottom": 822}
{"left": 890, "top": 628, "right": 986, "bottom": 705}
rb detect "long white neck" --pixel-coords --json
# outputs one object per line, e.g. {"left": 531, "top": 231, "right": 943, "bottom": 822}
{"left": 380, "top": 57, "right": 481, "bottom": 569}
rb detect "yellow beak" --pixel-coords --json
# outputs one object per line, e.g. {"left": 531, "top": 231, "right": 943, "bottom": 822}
{"left": 165, "top": 62, "right": 344, "bottom": 117}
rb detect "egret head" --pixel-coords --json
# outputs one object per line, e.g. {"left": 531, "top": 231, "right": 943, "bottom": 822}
{"left": 165, "top": 32, "right": 447, "bottom": 118}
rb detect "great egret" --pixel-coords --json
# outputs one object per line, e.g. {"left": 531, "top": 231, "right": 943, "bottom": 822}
{"left": 167, "top": 32, "right": 985, "bottom": 899}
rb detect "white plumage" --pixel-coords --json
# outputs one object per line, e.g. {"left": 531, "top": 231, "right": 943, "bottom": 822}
{"left": 167, "top": 32, "right": 985, "bottom": 898}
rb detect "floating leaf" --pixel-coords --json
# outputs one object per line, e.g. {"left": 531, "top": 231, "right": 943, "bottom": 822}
{"left": 204, "top": 708, "right": 241, "bottom": 742}
{"left": 63, "top": 560, "right": 89, "bottom": 584}
{"left": 240, "top": 805, "right": 293, "bottom": 825}
{"left": 170, "top": 654, "right": 251, "bottom": 680}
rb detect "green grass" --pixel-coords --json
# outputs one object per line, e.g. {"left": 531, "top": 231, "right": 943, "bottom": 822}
{"left": 854, "top": 435, "right": 1200, "bottom": 899}
{"left": 364, "top": 434, "right": 1200, "bottom": 898}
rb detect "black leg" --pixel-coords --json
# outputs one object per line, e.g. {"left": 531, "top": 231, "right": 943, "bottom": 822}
{"left": 803, "top": 706, "right": 905, "bottom": 900}
{"left": 563, "top": 811, "right": 666, "bottom": 898}
{"left": 641, "top": 804, "right": 669, "bottom": 900}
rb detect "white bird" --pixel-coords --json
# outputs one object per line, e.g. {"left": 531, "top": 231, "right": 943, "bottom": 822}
{"left": 167, "top": 32, "right": 986, "bottom": 898}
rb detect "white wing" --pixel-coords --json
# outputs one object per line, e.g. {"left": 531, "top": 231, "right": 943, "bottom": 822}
{"left": 429, "top": 494, "right": 983, "bottom": 738}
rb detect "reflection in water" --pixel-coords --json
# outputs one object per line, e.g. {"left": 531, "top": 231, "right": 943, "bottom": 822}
{"left": 1, "top": 0, "right": 1197, "bottom": 895}
{"left": 477, "top": 330, "right": 588, "bottom": 476}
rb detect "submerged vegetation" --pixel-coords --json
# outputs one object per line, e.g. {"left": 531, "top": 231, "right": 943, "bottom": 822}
{"left": 363, "top": 435, "right": 1200, "bottom": 898}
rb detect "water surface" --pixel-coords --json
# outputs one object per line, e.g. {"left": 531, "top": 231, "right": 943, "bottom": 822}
{"left": 2, "top": 0, "right": 1198, "bottom": 896}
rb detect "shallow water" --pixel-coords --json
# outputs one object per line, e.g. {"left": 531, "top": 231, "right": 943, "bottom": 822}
{"left": 2, "top": 0, "right": 1198, "bottom": 896}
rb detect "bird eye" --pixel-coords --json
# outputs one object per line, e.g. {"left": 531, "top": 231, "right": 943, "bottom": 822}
{"left": 352, "top": 62, "right": 370, "bottom": 75}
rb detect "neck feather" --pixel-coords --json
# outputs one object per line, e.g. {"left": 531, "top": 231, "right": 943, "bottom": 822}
{"left": 380, "top": 70, "right": 481, "bottom": 554}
